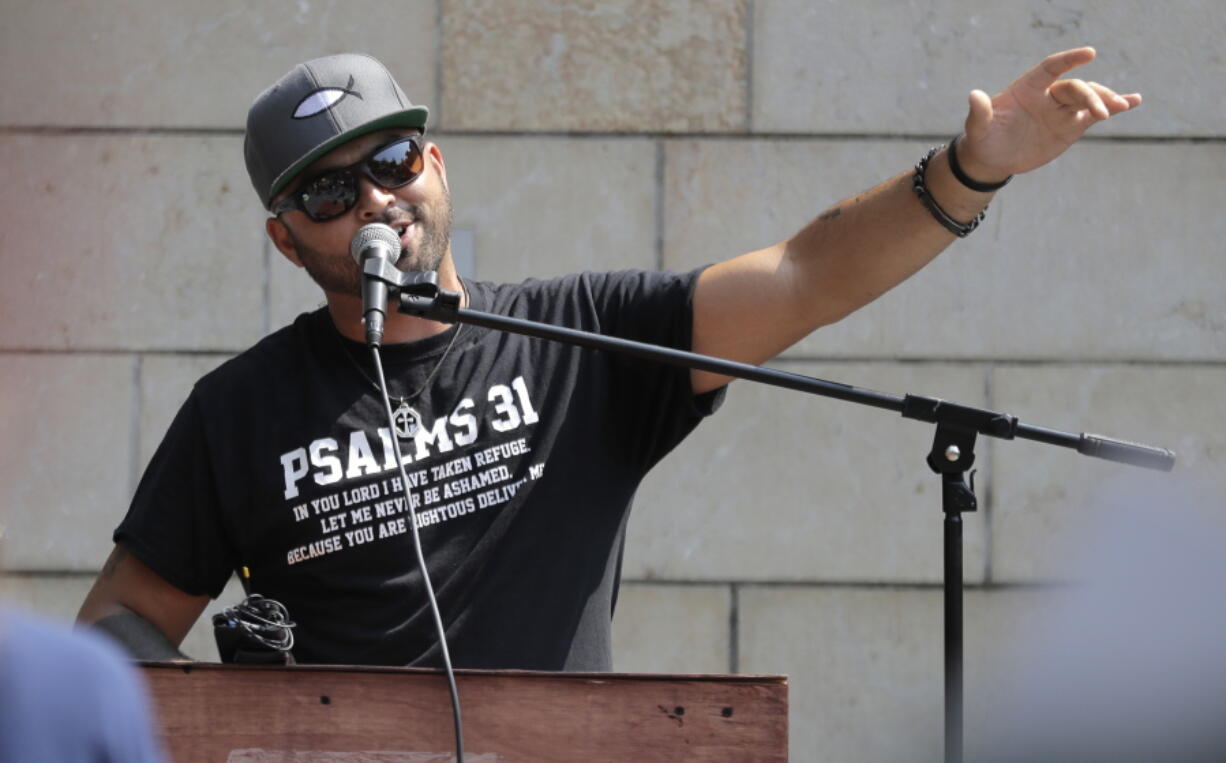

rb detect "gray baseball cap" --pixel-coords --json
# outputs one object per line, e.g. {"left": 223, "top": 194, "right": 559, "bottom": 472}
{"left": 244, "top": 53, "right": 429, "bottom": 209}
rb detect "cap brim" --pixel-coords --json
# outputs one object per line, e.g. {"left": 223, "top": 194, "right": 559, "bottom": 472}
{"left": 266, "top": 106, "right": 429, "bottom": 208}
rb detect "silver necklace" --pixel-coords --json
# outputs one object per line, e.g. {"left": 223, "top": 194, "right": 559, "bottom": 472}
{"left": 331, "top": 283, "right": 467, "bottom": 440}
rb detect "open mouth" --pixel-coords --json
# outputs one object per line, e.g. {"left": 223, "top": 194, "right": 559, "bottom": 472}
{"left": 394, "top": 220, "right": 415, "bottom": 244}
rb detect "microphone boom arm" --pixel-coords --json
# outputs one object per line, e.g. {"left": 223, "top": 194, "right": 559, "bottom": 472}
{"left": 395, "top": 277, "right": 1174, "bottom": 471}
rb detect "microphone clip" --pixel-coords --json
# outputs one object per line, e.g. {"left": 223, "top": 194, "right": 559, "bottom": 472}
{"left": 360, "top": 259, "right": 461, "bottom": 322}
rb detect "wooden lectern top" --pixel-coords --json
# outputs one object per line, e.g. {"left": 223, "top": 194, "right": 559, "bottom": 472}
{"left": 140, "top": 661, "right": 787, "bottom": 762}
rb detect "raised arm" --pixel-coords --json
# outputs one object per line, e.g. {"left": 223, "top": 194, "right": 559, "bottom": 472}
{"left": 690, "top": 47, "right": 1141, "bottom": 394}
{"left": 76, "top": 544, "right": 210, "bottom": 660}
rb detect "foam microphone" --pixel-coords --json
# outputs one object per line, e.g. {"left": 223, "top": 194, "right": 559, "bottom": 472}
{"left": 349, "top": 223, "right": 402, "bottom": 346}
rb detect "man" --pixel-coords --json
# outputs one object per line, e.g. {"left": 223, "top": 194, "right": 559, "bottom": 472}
{"left": 77, "top": 49, "right": 1139, "bottom": 669}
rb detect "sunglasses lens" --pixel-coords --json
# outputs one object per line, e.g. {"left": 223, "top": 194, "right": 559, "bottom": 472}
{"left": 288, "top": 138, "right": 424, "bottom": 222}
{"left": 300, "top": 172, "right": 356, "bottom": 221}
{"left": 368, "top": 139, "right": 424, "bottom": 188}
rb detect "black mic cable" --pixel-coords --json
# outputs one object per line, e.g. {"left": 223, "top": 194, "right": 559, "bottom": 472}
{"left": 352, "top": 221, "right": 464, "bottom": 761}
{"left": 370, "top": 329, "right": 465, "bottom": 763}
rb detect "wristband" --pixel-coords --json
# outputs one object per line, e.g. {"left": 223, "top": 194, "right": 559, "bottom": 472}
{"left": 948, "top": 135, "right": 1012, "bottom": 192}
{"left": 912, "top": 145, "right": 986, "bottom": 238}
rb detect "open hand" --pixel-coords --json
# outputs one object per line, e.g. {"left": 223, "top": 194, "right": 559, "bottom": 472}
{"left": 958, "top": 47, "right": 1141, "bottom": 182}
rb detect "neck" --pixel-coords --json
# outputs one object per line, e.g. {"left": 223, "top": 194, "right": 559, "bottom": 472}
{"left": 326, "top": 258, "right": 466, "bottom": 345}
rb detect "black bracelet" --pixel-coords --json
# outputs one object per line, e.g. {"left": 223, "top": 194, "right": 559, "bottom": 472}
{"left": 948, "top": 134, "right": 1012, "bottom": 192}
{"left": 912, "top": 145, "right": 985, "bottom": 238}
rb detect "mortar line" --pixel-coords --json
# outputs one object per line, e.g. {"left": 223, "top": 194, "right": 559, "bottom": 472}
{"left": 434, "top": 0, "right": 445, "bottom": 128}
{"left": 0, "top": 348, "right": 243, "bottom": 357}
{"left": 729, "top": 582, "right": 741, "bottom": 674}
{"left": 261, "top": 230, "right": 272, "bottom": 337}
{"left": 745, "top": 0, "right": 755, "bottom": 133}
{"left": 5, "top": 348, "right": 1221, "bottom": 368}
{"left": 654, "top": 140, "right": 665, "bottom": 271}
{"left": 982, "top": 362, "right": 995, "bottom": 585}
{"left": 129, "top": 354, "right": 143, "bottom": 501}
{"left": 621, "top": 579, "right": 1070, "bottom": 591}
{"left": 4, "top": 125, "right": 1222, "bottom": 143}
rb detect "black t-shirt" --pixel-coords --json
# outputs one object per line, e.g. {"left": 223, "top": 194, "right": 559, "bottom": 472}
{"left": 116, "top": 269, "right": 722, "bottom": 670}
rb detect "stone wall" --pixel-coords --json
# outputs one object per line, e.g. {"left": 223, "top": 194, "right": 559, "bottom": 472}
{"left": 2, "top": 1, "right": 1223, "bottom": 759}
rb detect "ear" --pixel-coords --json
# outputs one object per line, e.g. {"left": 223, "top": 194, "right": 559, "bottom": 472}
{"left": 426, "top": 141, "right": 448, "bottom": 192}
{"left": 266, "top": 216, "right": 304, "bottom": 267}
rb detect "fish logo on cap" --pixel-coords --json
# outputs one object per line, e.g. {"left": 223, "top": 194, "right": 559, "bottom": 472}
{"left": 292, "top": 74, "right": 364, "bottom": 120}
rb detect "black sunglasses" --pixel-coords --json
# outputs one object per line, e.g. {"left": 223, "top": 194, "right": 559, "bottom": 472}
{"left": 272, "top": 136, "right": 426, "bottom": 222}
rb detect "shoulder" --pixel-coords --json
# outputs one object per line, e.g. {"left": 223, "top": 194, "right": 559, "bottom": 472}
{"left": 193, "top": 308, "right": 327, "bottom": 400}
{"left": 470, "top": 269, "right": 702, "bottom": 321}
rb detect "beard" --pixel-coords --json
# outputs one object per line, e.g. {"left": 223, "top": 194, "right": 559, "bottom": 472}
{"left": 289, "top": 184, "right": 454, "bottom": 299}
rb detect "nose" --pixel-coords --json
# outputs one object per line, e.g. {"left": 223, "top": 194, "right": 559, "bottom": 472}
{"left": 352, "top": 175, "right": 397, "bottom": 220}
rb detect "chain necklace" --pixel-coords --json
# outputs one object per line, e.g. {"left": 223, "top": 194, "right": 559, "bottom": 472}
{"left": 330, "top": 281, "right": 467, "bottom": 440}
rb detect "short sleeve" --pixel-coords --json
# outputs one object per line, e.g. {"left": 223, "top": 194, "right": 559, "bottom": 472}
{"left": 583, "top": 268, "right": 726, "bottom": 472}
{"left": 114, "top": 392, "right": 238, "bottom": 598}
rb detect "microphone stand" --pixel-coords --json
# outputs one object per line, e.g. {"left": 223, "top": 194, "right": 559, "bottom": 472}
{"left": 369, "top": 261, "right": 1177, "bottom": 763}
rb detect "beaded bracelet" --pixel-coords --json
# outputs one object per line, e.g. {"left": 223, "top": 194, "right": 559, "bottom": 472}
{"left": 911, "top": 145, "right": 986, "bottom": 238}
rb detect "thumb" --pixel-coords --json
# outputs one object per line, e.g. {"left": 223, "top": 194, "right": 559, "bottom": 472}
{"left": 964, "top": 89, "right": 993, "bottom": 141}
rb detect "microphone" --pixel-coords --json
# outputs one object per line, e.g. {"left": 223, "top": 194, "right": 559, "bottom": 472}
{"left": 349, "top": 223, "right": 402, "bottom": 346}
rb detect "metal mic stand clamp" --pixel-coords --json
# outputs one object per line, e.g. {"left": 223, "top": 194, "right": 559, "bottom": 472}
{"left": 362, "top": 259, "right": 462, "bottom": 309}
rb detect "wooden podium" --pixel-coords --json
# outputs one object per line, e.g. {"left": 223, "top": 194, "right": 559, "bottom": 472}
{"left": 141, "top": 662, "right": 787, "bottom": 761}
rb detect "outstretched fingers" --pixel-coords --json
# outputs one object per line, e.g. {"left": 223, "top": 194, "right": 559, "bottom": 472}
{"left": 1087, "top": 81, "right": 1142, "bottom": 114}
{"left": 1050, "top": 78, "right": 1111, "bottom": 120}
{"left": 1021, "top": 46, "right": 1097, "bottom": 91}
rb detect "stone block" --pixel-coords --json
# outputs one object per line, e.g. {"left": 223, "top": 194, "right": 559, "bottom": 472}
{"left": 268, "top": 244, "right": 332, "bottom": 340}
{"left": 662, "top": 138, "right": 918, "bottom": 272}
{"left": 663, "top": 139, "right": 1225, "bottom": 360}
{"left": 753, "top": 0, "right": 1224, "bottom": 137}
{"left": 138, "top": 354, "right": 232, "bottom": 469}
{"left": 979, "top": 142, "right": 1226, "bottom": 362}
{"left": 0, "top": 134, "right": 267, "bottom": 351}
{"left": 0, "top": 354, "right": 134, "bottom": 571}
{"left": 0, "top": 574, "right": 96, "bottom": 624}
{"left": 439, "top": 135, "right": 659, "bottom": 282}
{"left": 441, "top": 0, "right": 748, "bottom": 132}
{"left": 612, "top": 583, "right": 731, "bottom": 674}
{"left": 989, "top": 365, "right": 1226, "bottom": 582}
{"left": 0, "top": 0, "right": 437, "bottom": 128}
{"left": 450, "top": 228, "right": 477, "bottom": 279}
{"left": 738, "top": 586, "right": 1057, "bottom": 762}
{"left": 627, "top": 362, "right": 988, "bottom": 583}
{"left": 0, "top": 570, "right": 241, "bottom": 663}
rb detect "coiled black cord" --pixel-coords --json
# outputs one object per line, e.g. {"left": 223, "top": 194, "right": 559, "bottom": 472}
{"left": 214, "top": 594, "right": 296, "bottom": 654}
